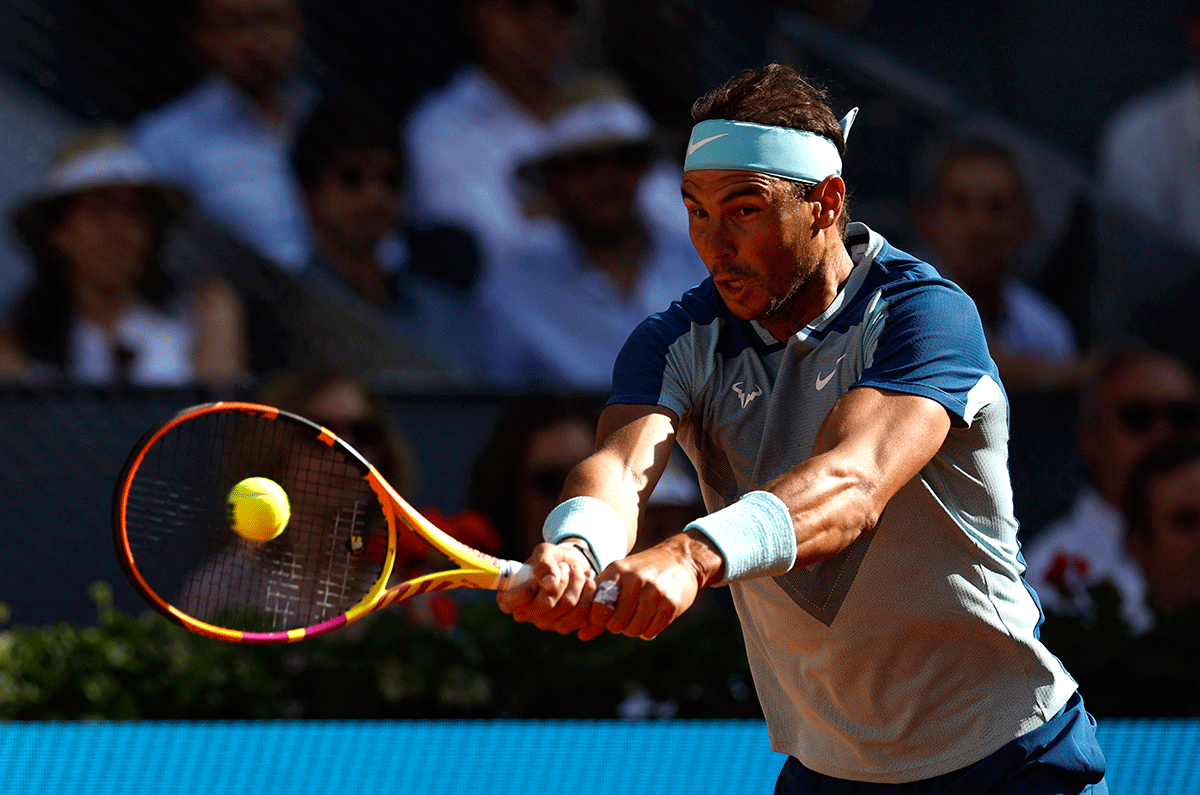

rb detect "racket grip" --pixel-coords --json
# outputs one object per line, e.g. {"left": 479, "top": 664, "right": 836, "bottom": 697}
{"left": 594, "top": 580, "right": 619, "bottom": 608}
{"left": 500, "top": 561, "right": 535, "bottom": 590}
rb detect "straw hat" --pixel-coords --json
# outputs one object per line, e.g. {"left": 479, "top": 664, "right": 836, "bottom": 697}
{"left": 12, "top": 127, "right": 188, "bottom": 246}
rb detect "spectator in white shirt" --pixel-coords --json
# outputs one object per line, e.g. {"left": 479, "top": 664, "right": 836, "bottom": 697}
{"left": 402, "top": 0, "right": 686, "bottom": 278}
{"left": 913, "top": 134, "right": 1087, "bottom": 394}
{"left": 0, "top": 127, "right": 247, "bottom": 386}
{"left": 1023, "top": 345, "right": 1200, "bottom": 632}
{"left": 132, "top": 0, "right": 316, "bottom": 270}
{"left": 473, "top": 75, "right": 707, "bottom": 390}
{"left": 1098, "top": 0, "right": 1200, "bottom": 253}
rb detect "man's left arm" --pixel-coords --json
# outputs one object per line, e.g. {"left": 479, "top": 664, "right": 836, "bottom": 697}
{"left": 765, "top": 385, "right": 950, "bottom": 568}
{"left": 592, "top": 386, "right": 950, "bottom": 639}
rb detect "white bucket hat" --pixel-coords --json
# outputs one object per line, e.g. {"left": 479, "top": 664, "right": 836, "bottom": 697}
{"left": 518, "top": 74, "right": 658, "bottom": 178}
{"left": 12, "top": 128, "right": 188, "bottom": 245}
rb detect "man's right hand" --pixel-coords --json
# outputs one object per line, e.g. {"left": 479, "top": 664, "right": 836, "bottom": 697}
{"left": 497, "top": 542, "right": 603, "bottom": 635}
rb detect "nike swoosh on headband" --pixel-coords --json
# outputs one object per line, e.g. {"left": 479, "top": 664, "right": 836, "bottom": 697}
{"left": 686, "top": 133, "right": 729, "bottom": 156}
{"left": 683, "top": 108, "right": 858, "bottom": 184}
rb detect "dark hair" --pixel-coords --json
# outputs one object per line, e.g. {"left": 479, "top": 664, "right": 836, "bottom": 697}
{"left": 691, "top": 63, "right": 850, "bottom": 232}
{"left": 1124, "top": 438, "right": 1200, "bottom": 538}
{"left": 291, "top": 96, "right": 405, "bottom": 191}
{"left": 12, "top": 191, "right": 176, "bottom": 370}
{"left": 468, "top": 394, "right": 599, "bottom": 559}
{"left": 691, "top": 63, "right": 846, "bottom": 156}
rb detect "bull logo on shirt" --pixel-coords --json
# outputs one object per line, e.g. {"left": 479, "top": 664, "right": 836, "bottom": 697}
{"left": 731, "top": 382, "right": 763, "bottom": 408}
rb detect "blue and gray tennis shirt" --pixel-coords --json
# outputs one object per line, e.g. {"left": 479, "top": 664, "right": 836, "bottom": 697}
{"left": 608, "top": 222, "right": 1076, "bottom": 783}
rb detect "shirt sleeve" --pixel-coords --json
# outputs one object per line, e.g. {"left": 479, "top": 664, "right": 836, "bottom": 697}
{"left": 854, "top": 279, "right": 1001, "bottom": 426}
{"left": 608, "top": 309, "right": 694, "bottom": 422}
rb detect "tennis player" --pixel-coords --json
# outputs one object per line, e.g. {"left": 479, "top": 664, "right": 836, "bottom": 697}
{"left": 498, "top": 63, "right": 1107, "bottom": 793}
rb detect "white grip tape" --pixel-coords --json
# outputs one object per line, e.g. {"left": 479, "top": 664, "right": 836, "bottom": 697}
{"left": 686, "top": 490, "right": 797, "bottom": 585}
{"left": 594, "top": 580, "right": 619, "bottom": 608}
{"left": 542, "top": 496, "right": 628, "bottom": 573}
{"left": 494, "top": 560, "right": 534, "bottom": 590}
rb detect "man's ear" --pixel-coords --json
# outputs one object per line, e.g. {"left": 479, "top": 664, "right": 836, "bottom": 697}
{"left": 809, "top": 175, "right": 846, "bottom": 232}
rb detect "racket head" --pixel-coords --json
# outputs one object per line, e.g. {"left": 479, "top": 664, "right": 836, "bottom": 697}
{"left": 113, "top": 402, "right": 398, "bottom": 643}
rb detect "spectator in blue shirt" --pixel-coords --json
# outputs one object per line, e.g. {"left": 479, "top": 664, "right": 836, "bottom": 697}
{"left": 289, "top": 96, "right": 482, "bottom": 378}
{"left": 131, "top": 0, "right": 316, "bottom": 270}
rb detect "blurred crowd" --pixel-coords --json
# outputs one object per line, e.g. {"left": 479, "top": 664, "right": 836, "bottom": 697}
{"left": 2, "top": 0, "right": 1200, "bottom": 712}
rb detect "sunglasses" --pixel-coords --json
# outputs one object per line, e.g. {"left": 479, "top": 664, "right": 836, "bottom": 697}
{"left": 335, "top": 166, "right": 403, "bottom": 192}
{"left": 524, "top": 465, "right": 573, "bottom": 498}
{"left": 1116, "top": 401, "right": 1200, "bottom": 434}
{"left": 543, "top": 144, "right": 653, "bottom": 174}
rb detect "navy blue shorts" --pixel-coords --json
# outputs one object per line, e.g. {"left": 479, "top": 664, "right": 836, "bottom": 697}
{"left": 775, "top": 691, "right": 1107, "bottom": 795}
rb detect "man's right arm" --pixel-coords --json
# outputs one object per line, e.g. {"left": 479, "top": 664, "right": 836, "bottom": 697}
{"left": 495, "top": 403, "right": 678, "bottom": 633}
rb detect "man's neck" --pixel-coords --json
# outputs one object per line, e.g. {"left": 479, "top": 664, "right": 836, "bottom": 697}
{"left": 480, "top": 62, "right": 555, "bottom": 120}
{"left": 318, "top": 236, "right": 388, "bottom": 308}
{"left": 73, "top": 283, "right": 134, "bottom": 333}
{"left": 222, "top": 74, "right": 290, "bottom": 128}
{"left": 760, "top": 233, "right": 857, "bottom": 341}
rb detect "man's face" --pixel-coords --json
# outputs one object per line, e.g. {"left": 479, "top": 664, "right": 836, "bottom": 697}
{"left": 50, "top": 186, "right": 154, "bottom": 293}
{"left": 917, "top": 155, "right": 1030, "bottom": 294}
{"left": 1082, "top": 355, "right": 1200, "bottom": 508}
{"left": 682, "top": 169, "right": 820, "bottom": 337}
{"left": 194, "top": 0, "right": 304, "bottom": 98}
{"left": 1132, "top": 459, "right": 1200, "bottom": 609}
{"left": 306, "top": 147, "right": 403, "bottom": 255}
{"left": 471, "top": 0, "right": 574, "bottom": 83}
{"left": 541, "top": 144, "right": 649, "bottom": 238}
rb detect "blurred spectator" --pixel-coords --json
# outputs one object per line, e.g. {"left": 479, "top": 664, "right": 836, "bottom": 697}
{"left": 131, "top": 0, "right": 316, "bottom": 270}
{"left": 913, "top": 134, "right": 1086, "bottom": 393}
{"left": 468, "top": 393, "right": 701, "bottom": 561}
{"left": 291, "top": 96, "right": 482, "bottom": 377}
{"left": 473, "top": 75, "right": 707, "bottom": 389}
{"left": 1023, "top": 344, "right": 1200, "bottom": 632}
{"left": 469, "top": 394, "right": 599, "bottom": 560}
{"left": 257, "top": 365, "right": 418, "bottom": 498}
{"left": 1123, "top": 437, "right": 1200, "bottom": 616}
{"left": 402, "top": 0, "right": 687, "bottom": 275}
{"left": 0, "top": 128, "right": 246, "bottom": 386}
{"left": 1098, "top": 0, "right": 1200, "bottom": 252}
{"left": 1038, "top": 435, "right": 1200, "bottom": 717}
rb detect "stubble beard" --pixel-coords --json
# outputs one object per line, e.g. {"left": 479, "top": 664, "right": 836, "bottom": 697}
{"left": 760, "top": 254, "right": 819, "bottom": 330}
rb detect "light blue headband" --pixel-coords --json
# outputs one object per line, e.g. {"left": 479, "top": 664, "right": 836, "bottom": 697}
{"left": 683, "top": 108, "right": 859, "bottom": 183}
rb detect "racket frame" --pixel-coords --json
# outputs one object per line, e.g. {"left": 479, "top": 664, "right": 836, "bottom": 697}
{"left": 113, "top": 401, "right": 526, "bottom": 644}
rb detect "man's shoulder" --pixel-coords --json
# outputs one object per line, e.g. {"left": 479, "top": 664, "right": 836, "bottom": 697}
{"left": 848, "top": 224, "right": 947, "bottom": 293}
{"left": 1101, "top": 72, "right": 1197, "bottom": 153}
{"left": 1025, "top": 490, "right": 1121, "bottom": 563}
{"left": 132, "top": 79, "right": 225, "bottom": 144}
{"left": 630, "top": 279, "right": 723, "bottom": 342}
{"left": 403, "top": 67, "right": 487, "bottom": 134}
{"left": 848, "top": 230, "right": 975, "bottom": 329}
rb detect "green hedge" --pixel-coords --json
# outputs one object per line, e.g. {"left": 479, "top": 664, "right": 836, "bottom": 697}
{"left": 0, "top": 585, "right": 761, "bottom": 720}
{"left": 1038, "top": 583, "right": 1200, "bottom": 718}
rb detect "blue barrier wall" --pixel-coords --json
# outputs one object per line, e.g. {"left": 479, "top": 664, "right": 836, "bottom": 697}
{"left": 1, "top": 719, "right": 1197, "bottom": 794}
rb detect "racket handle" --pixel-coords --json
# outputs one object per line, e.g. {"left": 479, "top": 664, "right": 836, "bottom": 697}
{"left": 594, "top": 580, "right": 619, "bottom": 607}
{"left": 499, "top": 561, "right": 535, "bottom": 590}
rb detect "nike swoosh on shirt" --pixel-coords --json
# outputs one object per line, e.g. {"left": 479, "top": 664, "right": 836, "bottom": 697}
{"left": 815, "top": 355, "right": 847, "bottom": 391}
{"left": 686, "top": 133, "right": 729, "bottom": 156}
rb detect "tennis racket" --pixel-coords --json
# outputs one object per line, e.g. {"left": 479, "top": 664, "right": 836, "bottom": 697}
{"left": 112, "top": 401, "right": 532, "bottom": 644}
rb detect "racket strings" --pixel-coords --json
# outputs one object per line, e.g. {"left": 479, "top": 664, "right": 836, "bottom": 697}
{"left": 122, "top": 409, "right": 390, "bottom": 633}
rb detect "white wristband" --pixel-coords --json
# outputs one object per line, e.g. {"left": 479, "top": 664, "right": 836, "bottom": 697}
{"left": 542, "top": 496, "right": 628, "bottom": 573}
{"left": 686, "top": 491, "right": 796, "bottom": 585}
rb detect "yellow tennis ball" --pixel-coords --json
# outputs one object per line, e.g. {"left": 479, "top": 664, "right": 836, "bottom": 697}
{"left": 227, "top": 477, "right": 290, "bottom": 542}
